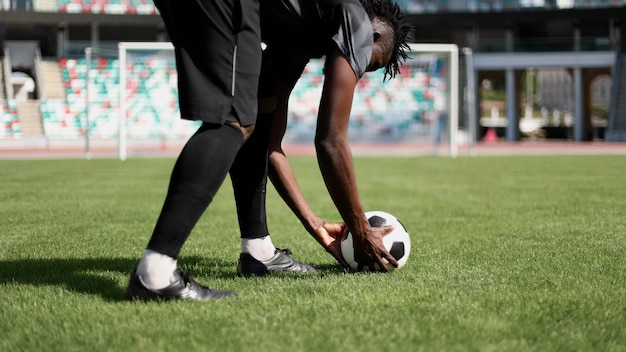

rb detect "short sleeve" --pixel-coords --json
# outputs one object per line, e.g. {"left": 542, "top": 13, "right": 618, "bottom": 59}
{"left": 330, "top": 2, "right": 373, "bottom": 80}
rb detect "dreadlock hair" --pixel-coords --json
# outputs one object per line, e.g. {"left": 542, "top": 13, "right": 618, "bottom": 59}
{"left": 359, "top": 0, "right": 412, "bottom": 80}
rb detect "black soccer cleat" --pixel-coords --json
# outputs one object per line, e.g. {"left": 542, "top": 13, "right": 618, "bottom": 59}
{"left": 236, "top": 248, "right": 319, "bottom": 277}
{"left": 125, "top": 269, "right": 237, "bottom": 301}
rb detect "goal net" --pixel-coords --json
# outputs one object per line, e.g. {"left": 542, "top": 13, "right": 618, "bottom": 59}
{"left": 76, "top": 43, "right": 198, "bottom": 159}
{"left": 111, "top": 42, "right": 465, "bottom": 160}
{"left": 115, "top": 42, "right": 197, "bottom": 160}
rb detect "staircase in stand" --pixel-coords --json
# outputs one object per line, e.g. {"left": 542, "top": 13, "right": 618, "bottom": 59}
{"left": 40, "top": 59, "right": 66, "bottom": 100}
{"left": 14, "top": 59, "right": 67, "bottom": 137}
{"left": 16, "top": 99, "right": 44, "bottom": 136}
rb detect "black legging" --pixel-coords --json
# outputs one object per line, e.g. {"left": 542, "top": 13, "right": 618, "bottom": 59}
{"left": 229, "top": 112, "right": 273, "bottom": 241}
{"left": 146, "top": 122, "right": 245, "bottom": 259}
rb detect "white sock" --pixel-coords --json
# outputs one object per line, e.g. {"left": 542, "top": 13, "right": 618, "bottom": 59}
{"left": 241, "top": 236, "right": 276, "bottom": 262}
{"left": 136, "top": 249, "right": 177, "bottom": 290}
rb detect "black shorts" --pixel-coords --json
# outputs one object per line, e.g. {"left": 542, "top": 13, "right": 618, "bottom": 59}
{"left": 154, "top": 0, "right": 261, "bottom": 126}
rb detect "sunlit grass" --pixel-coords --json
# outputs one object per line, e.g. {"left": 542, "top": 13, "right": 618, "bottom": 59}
{"left": 1, "top": 155, "right": 625, "bottom": 352}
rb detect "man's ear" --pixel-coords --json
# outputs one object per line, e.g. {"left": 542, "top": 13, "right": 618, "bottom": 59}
{"left": 373, "top": 31, "right": 381, "bottom": 43}
{"left": 371, "top": 17, "right": 388, "bottom": 42}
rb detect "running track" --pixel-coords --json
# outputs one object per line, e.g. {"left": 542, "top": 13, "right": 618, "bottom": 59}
{"left": 0, "top": 138, "right": 625, "bottom": 159}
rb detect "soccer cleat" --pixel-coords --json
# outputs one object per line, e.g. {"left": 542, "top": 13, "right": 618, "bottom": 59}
{"left": 236, "top": 248, "right": 319, "bottom": 277}
{"left": 125, "top": 269, "right": 236, "bottom": 301}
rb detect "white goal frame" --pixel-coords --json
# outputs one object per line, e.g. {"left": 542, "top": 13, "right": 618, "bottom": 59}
{"left": 407, "top": 43, "right": 460, "bottom": 157}
{"left": 116, "top": 42, "right": 462, "bottom": 160}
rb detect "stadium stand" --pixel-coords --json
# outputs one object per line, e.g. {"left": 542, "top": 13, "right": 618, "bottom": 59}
{"left": 0, "top": 0, "right": 622, "bottom": 143}
{"left": 56, "top": 0, "right": 158, "bottom": 15}
{"left": 41, "top": 54, "right": 194, "bottom": 139}
{"left": 34, "top": 52, "right": 446, "bottom": 142}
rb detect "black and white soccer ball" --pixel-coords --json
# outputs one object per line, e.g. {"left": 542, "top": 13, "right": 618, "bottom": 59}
{"left": 340, "top": 211, "right": 411, "bottom": 271}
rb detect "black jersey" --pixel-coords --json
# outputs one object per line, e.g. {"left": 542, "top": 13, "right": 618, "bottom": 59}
{"left": 260, "top": 0, "right": 373, "bottom": 80}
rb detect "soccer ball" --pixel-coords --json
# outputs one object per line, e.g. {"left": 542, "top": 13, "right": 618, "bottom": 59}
{"left": 341, "top": 211, "right": 411, "bottom": 271}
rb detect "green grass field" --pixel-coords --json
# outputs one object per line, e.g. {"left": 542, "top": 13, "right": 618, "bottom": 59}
{"left": 1, "top": 155, "right": 625, "bottom": 352}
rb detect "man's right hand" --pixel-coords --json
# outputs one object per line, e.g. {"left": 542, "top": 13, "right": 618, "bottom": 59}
{"left": 352, "top": 224, "right": 398, "bottom": 272}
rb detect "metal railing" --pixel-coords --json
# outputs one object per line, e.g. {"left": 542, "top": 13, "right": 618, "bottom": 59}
{"left": 474, "top": 37, "right": 616, "bottom": 53}
{"left": 398, "top": 0, "right": 626, "bottom": 14}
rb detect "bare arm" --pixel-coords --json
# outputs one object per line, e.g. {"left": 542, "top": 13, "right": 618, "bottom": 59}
{"left": 264, "top": 64, "right": 349, "bottom": 266}
{"left": 314, "top": 48, "right": 398, "bottom": 271}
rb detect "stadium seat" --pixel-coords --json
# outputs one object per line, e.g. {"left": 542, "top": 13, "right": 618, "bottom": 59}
{"left": 56, "top": 0, "right": 158, "bottom": 15}
{"left": 1, "top": 100, "right": 22, "bottom": 138}
{"left": 39, "top": 51, "right": 446, "bottom": 142}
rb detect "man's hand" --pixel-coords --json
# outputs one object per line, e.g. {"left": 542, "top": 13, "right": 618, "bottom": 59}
{"left": 312, "top": 221, "right": 349, "bottom": 267}
{"left": 352, "top": 225, "right": 399, "bottom": 272}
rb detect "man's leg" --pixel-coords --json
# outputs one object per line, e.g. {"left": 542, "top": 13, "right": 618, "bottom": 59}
{"left": 131, "top": 122, "right": 243, "bottom": 295}
{"left": 230, "top": 114, "right": 318, "bottom": 276}
{"left": 146, "top": 123, "right": 244, "bottom": 258}
{"left": 127, "top": 0, "right": 262, "bottom": 301}
{"left": 230, "top": 113, "right": 274, "bottom": 260}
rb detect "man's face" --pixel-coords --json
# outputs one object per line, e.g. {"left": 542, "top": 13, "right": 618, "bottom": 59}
{"left": 366, "top": 41, "right": 392, "bottom": 73}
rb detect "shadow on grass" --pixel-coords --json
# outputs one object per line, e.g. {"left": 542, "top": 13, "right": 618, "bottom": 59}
{"left": 0, "top": 256, "right": 240, "bottom": 302}
{"left": 0, "top": 257, "right": 348, "bottom": 302}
